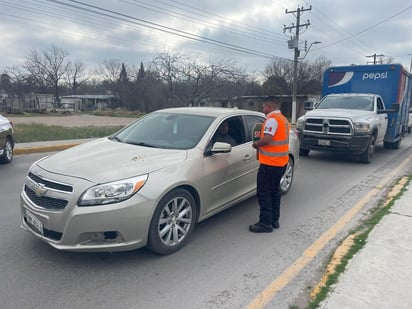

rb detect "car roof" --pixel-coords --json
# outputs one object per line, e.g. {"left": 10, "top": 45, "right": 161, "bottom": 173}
{"left": 0, "top": 114, "right": 9, "bottom": 122}
{"left": 153, "top": 107, "right": 264, "bottom": 118}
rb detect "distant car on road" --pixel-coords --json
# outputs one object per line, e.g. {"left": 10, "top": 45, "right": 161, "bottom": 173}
{"left": 21, "top": 107, "right": 299, "bottom": 255}
{"left": 0, "top": 114, "right": 15, "bottom": 164}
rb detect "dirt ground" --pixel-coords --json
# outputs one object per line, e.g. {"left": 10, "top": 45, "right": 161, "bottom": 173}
{"left": 8, "top": 114, "right": 135, "bottom": 127}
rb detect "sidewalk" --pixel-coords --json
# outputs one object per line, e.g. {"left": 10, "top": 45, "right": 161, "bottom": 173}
{"left": 319, "top": 182, "right": 412, "bottom": 308}
{"left": 13, "top": 141, "right": 412, "bottom": 308}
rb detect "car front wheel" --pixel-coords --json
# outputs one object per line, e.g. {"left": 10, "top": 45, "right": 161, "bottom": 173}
{"left": 0, "top": 137, "right": 13, "bottom": 164}
{"left": 147, "top": 189, "right": 197, "bottom": 255}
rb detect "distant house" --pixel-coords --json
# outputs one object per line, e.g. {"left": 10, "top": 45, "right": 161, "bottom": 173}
{"left": 0, "top": 92, "right": 53, "bottom": 113}
{"left": 59, "top": 94, "right": 119, "bottom": 111}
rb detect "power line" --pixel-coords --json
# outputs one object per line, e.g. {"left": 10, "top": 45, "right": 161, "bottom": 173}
{"left": 152, "top": 0, "right": 286, "bottom": 40}
{"left": 121, "top": 0, "right": 285, "bottom": 46}
{"left": 315, "top": 4, "right": 412, "bottom": 50}
{"left": 47, "top": 0, "right": 291, "bottom": 61}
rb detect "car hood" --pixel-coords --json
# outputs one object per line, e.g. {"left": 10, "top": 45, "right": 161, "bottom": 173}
{"left": 36, "top": 138, "right": 188, "bottom": 183}
{"left": 305, "top": 109, "right": 376, "bottom": 122}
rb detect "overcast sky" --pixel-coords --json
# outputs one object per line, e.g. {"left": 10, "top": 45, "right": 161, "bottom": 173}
{"left": 1, "top": 0, "right": 412, "bottom": 76}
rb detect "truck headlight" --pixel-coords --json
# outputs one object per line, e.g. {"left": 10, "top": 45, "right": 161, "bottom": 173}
{"left": 78, "top": 175, "right": 148, "bottom": 206}
{"left": 296, "top": 117, "right": 305, "bottom": 130}
{"left": 353, "top": 122, "right": 371, "bottom": 133}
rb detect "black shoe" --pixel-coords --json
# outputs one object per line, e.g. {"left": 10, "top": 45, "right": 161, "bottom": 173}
{"left": 272, "top": 221, "right": 280, "bottom": 229}
{"left": 249, "top": 223, "right": 273, "bottom": 233}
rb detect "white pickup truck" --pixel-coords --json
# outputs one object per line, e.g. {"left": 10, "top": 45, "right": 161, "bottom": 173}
{"left": 296, "top": 93, "right": 389, "bottom": 163}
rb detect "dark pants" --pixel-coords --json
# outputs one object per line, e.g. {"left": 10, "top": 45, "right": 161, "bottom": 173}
{"left": 257, "top": 164, "right": 287, "bottom": 226}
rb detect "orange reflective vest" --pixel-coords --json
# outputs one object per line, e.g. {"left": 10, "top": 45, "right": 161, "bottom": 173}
{"left": 258, "top": 112, "right": 289, "bottom": 167}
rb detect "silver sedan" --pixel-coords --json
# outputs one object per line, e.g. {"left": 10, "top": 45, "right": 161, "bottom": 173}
{"left": 20, "top": 107, "right": 299, "bottom": 254}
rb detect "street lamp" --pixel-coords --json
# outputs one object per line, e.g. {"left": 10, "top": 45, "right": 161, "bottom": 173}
{"left": 291, "top": 41, "right": 321, "bottom": 125}
{"left": 300, "top": 41, "right": 322, "bottom": 60}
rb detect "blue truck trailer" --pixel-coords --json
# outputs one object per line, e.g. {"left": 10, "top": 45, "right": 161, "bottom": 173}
{"left": 297, "top": 64, "right": 412, "bottom": 162}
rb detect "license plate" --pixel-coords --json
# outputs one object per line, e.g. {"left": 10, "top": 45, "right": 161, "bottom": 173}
{"left": 25, "top": 210, "right": 43, "bottom": 235}
{"left": 318, "top": 139, "right": 330, "bottom": 146}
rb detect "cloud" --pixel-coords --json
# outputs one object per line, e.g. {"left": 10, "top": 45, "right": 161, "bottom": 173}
{"left": 0, "top": 0, "right": 411, "bottom": 73}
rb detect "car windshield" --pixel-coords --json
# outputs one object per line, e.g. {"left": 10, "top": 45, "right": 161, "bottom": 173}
{"left": 317, "top": 96, "right": 374, "bottom": 111}
{"left": 112, "top": 112, "right": 215, "bottom": 150}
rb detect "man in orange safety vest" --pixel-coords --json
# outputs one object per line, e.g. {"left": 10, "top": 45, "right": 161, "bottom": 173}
{"left": 250, "top": 96, "right": 289, "bottom": 233}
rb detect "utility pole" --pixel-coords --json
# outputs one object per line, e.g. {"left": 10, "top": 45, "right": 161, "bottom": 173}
{"left": 284, "top": 5, "right": 312, "bottom": 124}
{"left": 408, "top": 54, "right": 412, "bottom": 72}
{"left": 366, "top": 53, "right": 384, "bottom": 64}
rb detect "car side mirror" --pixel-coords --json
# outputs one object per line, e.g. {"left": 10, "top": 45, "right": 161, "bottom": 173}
{"left": 304, "top": 101, "right": 314, "bottom": 110}
{"left": 211, "top": 142, "right": 232, "bottom": 153}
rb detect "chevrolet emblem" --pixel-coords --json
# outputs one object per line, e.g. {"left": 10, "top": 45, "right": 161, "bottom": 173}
{"left": 33, "top": 183, "right": 48, "bottom": 197}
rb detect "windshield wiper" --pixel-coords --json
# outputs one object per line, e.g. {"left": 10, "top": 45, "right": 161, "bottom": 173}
{"left": 128, "top": 141, "right": 158, "bottom": 148}
{"left": 110, "top": 136, "right": 123, "bottom": 142}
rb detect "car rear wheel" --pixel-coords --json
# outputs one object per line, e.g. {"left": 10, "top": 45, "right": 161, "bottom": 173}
{"left": 280, "top": 157, "right": 294, "bottom": 195}
{"left": 147, "top": 189, "right": 197, "bottom": 255}
{"left": 0, "top": 137, "right": 13, "bottom": 164}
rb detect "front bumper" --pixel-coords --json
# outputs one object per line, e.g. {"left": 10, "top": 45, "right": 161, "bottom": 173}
{"left": 20, "top": 182, "right": 155, "bottom": 253}
{"left": 299, "top": 132, "right": 370, "bottom": 154}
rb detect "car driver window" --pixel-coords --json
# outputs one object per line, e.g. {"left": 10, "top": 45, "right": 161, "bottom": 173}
{"left": 213, "top": 120, "right": 237, "bottom": 147}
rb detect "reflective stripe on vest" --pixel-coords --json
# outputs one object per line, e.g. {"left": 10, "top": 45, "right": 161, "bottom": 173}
{"left": 258, "top": 112, "right": 289, "bottom": 166}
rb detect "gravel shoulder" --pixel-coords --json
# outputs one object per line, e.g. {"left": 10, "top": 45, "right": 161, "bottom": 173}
{"left": 8, "top": 114, "right": 136, "bottom": 127}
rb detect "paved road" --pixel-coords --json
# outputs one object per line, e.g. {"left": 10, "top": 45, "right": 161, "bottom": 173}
{"left": 8, "top": 114, "right": 135, "bottom": 127}
{"left": 2, "top": 137, "right": 412, "bottom": 308}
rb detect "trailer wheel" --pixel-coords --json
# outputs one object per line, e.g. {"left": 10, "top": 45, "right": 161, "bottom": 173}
{"left": 360, "top": 135, "right": 375, "bottom": 163}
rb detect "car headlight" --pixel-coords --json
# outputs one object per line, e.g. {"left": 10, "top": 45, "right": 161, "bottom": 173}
{"left": 78, "top": 175, "right": 148, "bottom": 206}
{"left": 296, "top": 117, "right": 305, "bottom": 130}
{"left": 353, "top": 122, "right": 371, "bottom": 133}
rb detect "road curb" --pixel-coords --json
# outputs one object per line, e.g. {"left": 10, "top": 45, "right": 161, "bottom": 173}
{"left": 14, "top": 143, "right": 80, "bottom": 155}
{"left": 309, "top": 176, "right": 410, "bottom": 305}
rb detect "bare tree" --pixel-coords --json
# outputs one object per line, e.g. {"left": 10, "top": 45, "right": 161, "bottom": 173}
{"left": 263, "top": 56, "right": 332, "bottom": 95}
{"left": 24, "top": 45, "right": 70, "bottom": 107}
{"left": 263, "top": 59, "right": 294, "bottom": 94}
{"left": 181, "top": 58, "right": 246, "bottom": 105}
{"left": 65, "top": 59, "right": 90, "bottom": 95}
{"left": 97, "top": 59, "right": 123, "bottom": 85}
{"left": 311, "top": 56, "right": 332, "bottom": 83}
{"left": 150, "top": 52, "right": 187, "bottom": 94}
{"left": 3, "top": 65, "right": 28, "bottom": 96}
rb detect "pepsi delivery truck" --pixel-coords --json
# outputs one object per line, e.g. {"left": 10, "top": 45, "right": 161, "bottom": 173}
{"left": 297, "top": 64, "right": 412, "bottom": 163}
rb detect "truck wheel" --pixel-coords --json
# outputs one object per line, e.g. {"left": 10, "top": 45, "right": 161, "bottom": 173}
{"left": 384, "top": 139, "right": 401, "bottom": 149}
{"left": 360, "top": 135, "right": 375, "bottom": 163}
{"left": 299, "top": 148, "right": 310, "bottom": 156}
{"left": 392, "top": 138, "right": 401, "bottom": 149}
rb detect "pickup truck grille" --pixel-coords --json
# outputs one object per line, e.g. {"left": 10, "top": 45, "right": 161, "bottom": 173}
{"left": 304, "top": 118, "right": 352, "bottom": 135}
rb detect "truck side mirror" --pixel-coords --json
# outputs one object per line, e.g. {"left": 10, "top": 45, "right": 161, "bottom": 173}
{"left": 381, "top": 104, "right": 400, "bottom": 113}
{"left": 304, "top": 101, "right": 314, "bottom": 110}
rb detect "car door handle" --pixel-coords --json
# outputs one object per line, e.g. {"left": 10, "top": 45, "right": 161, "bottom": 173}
{"left": 243, "top": 155, "right": 252, "bottom": 161}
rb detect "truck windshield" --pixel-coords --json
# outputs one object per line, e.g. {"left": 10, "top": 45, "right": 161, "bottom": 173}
{"left": 317, "top": 96, "right": 374, "bottom": 111}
